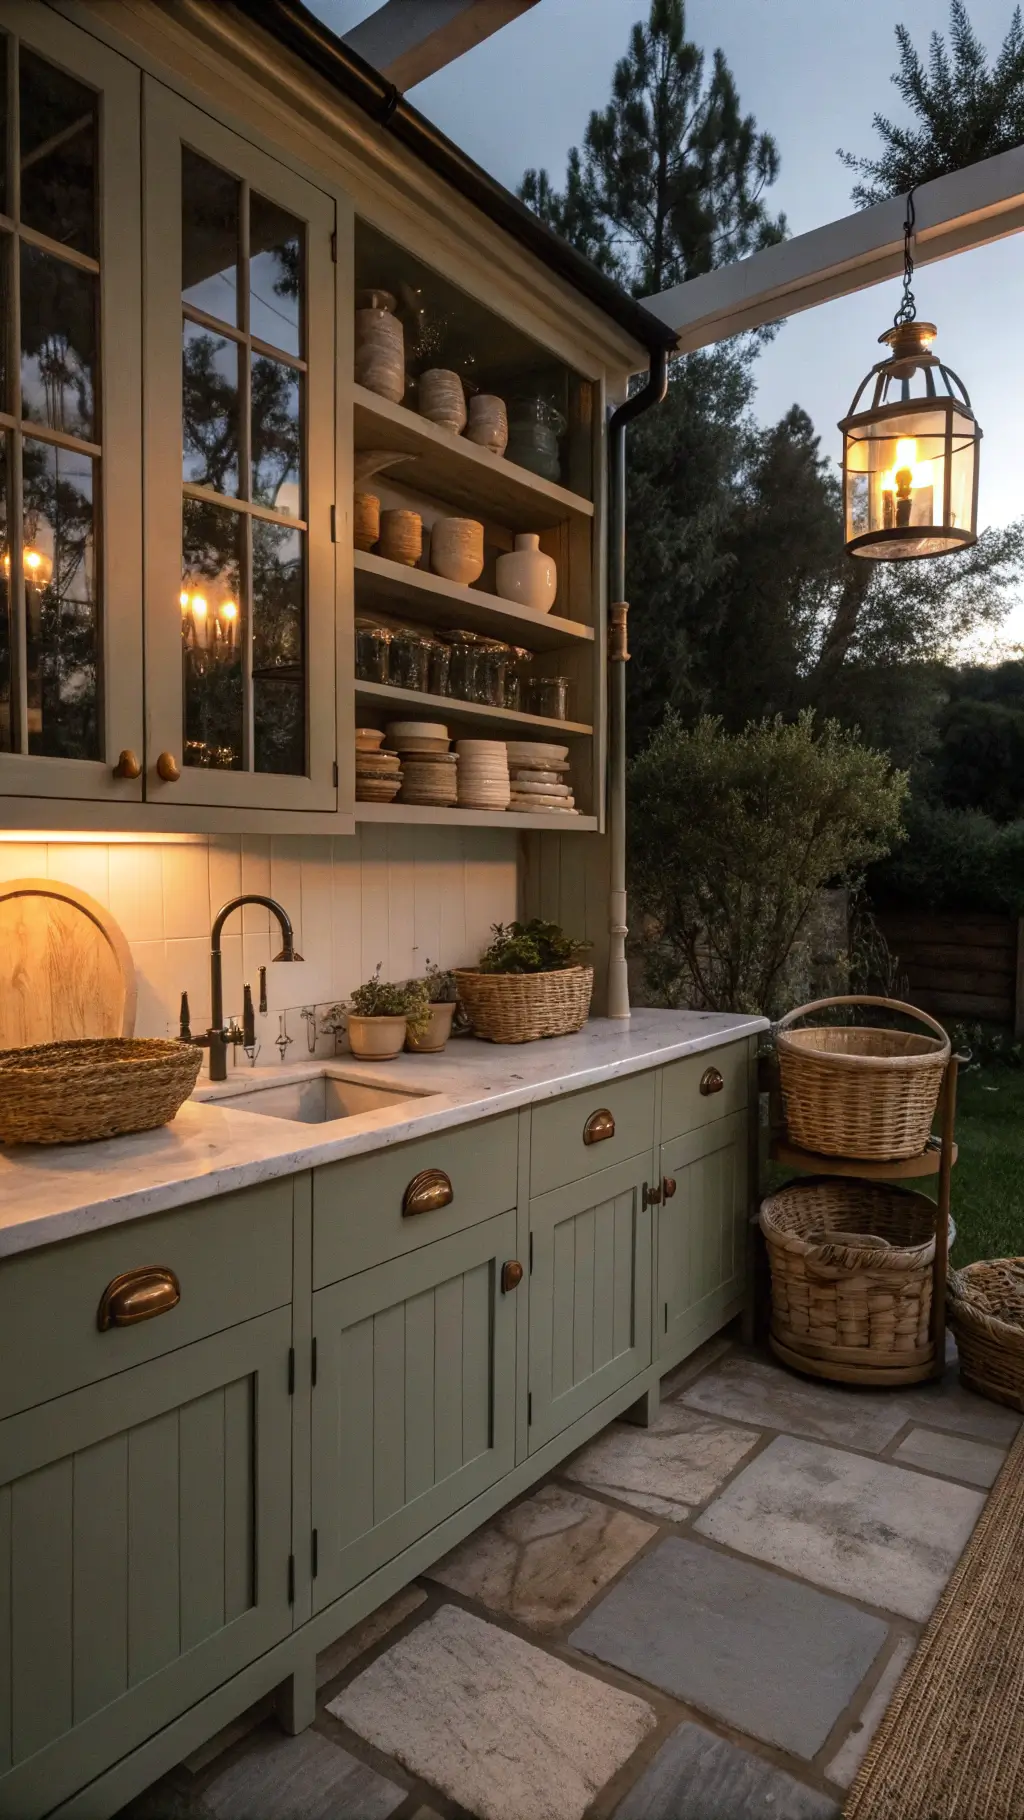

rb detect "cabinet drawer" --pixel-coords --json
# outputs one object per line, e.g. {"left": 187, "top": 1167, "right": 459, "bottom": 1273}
{"left": 313, "top": 1112, "right": 519, "bottom": 1288}
{"left": 660, "top": 1040, "right": 750, "bottom": 1141}
{"left": 0, "top": 1180, "right": 294, "bottom": 1421}
{"left": 529, "top": 1071, "right": 656, "bottom": 1196}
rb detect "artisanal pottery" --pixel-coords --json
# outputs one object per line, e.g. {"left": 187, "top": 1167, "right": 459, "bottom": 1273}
{"left": 507, "top": 397, "right": 567, "bottom": 481}
{"left": 405, "top": 1000, "right": 456, "bottom": 1053}
{"left": 355, "top": 726, "right": 385, "bottom": 751}
{"left": 354, "top": 290, "right": 404, "bottom": 403}
{"left": 346, "top": 1013, "right": 409, "bottom": 1060}
{"left": 418, "top": 368, "right": 467, "bottom": 435}
{"left": 378, "top": 509, "right": 422, "bottom": 567}
{"left": 504, "top": 741, "right": 569, "bottom": 765}
{"left": 466, "top": 394, "right": 508, "bottom": 454}
{"left": 495, "top": 533, "right": 557, "bottom": 613}
{"left": 386, "top": 720, "right": 449, "bottom": 741}
{"left": 354, "top": 492, "right": 380, "bottom": 552}
{"left": 430, "top": 517, "right": 485, "bottom": 586}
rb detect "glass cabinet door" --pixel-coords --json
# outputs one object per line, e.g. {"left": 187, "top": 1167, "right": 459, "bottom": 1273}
{"left": 143, "top": 80, "right": 339, "bottom": 811}
{"left": 0, "top": 4, "right": 143, "bottom": 802}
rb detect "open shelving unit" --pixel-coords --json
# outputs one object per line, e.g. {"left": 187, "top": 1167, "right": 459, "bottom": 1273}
{"left": 355, "top": 679, "right": 592, "bottom": 738}
{"left": 354, "top": 551, "right": 595, "bottom": 651}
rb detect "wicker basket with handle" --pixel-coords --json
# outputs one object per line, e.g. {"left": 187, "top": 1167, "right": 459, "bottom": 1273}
{"left": 776, "top": 995, "right": 950, "bottom": 1161}
{"left": 454, "top": 966, "right": 593, "bottom": 1044}
{"left": 947, "top": 1259, "right": 1024, "bottom": 1412}
{"left": 0, "top": 1038, "right": 202, "bottom": 1145}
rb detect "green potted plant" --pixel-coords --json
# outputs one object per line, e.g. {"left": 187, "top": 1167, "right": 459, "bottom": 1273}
{"left": 455, "top": 920, "right": 593, "bottom": 1044}
{"left": 323, "top": 964, "right": 431, "bottom": 1061}
{"left": 406, "top": 961, "right": 459, "bottom": 1053}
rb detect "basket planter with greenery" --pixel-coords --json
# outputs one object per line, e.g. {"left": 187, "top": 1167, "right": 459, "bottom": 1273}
{"left": 406, "top": 964, "right": 459, "bottom": 1054}
{"left": 456, "top": 921, "right": 593, "bottom": 1044}
{"left": 322, "top": 966, "right": 431, "bottom": 1062}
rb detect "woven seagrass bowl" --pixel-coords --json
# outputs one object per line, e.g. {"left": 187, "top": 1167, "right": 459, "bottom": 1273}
{"left": 454, "top": 966, "right": 592, "bottom": 1044}
{"left": 947, "top": 1259, "right": 1024, "bottom": 1412}
{"left": 0, "top": 1038, "right": 203, "bottom": 1144}
{"left": 776, "top": 995, "right": 950, "bottom": 1160}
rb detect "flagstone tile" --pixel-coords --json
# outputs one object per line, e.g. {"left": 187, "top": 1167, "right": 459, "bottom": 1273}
{"left": 892, "top": 1425, "right": 1007, "bottom": 1489}
{"left": 331, "top": 1603, "right": 657, "bottom": 1820}
{"left": 427, "top": 1483, "right": 655, "bottom": 1630}
{"left": 614, "top": 1722, "right": 840, "bottom": 1819}
{"left": 695, "top": 1434, "right": 985, "bottom": 1620}
{"left": 200, "top": 1727, "right": 405, "bottom": 1820}
{"left": 908, "top": 1370, "right": 1022, "bottom": 1447}
{"left": 824, "top": 1636, "right": 916, "bottom": 1790}
{"left": 315, "top": 1585, "right": 427, "bottom": 1687}
{"left": 679, "top": 1354, "right": 911, "bottom": 1453}
{"left": 562, "top": 1405, "right": 760, "bottom": 1520}
{"left": 570, "top": 1535, "right": 887, "bottom": 1759}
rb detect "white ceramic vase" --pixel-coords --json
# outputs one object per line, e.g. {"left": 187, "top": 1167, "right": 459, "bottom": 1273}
{"left": 495, "top": 534, "right": 557, "bottom": 613}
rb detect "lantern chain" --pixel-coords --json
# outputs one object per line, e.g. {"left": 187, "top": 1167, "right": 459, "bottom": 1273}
{"left": 893, "top": 188, "right": 917, "bottom": 328}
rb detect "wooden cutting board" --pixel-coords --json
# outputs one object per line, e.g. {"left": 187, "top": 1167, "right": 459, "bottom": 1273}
{"left": 0, "top": 878, "right": 137, "bottom": 1050}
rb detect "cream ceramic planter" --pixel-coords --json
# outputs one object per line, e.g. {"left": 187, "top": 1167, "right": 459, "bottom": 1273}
{"left": 495, "top": 533, "right": 557, "bottom": 613}
{"left": 405, "top": 1001, "right": 457, "bottom": 1054}
{"left": 346, "top": 1014, "right": 409, "bottom": 1060}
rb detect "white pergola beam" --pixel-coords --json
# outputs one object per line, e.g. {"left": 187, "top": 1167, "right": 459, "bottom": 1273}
{"left": 643, "top": 145, "right": 1024, "bottom": 350}
{"left": 344, "top": 0, "right": 540, "bottom": 90}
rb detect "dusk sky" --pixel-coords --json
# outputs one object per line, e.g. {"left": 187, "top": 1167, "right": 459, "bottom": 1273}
{"left": 313, "top": 0, "right": 1024, "bottom": 646}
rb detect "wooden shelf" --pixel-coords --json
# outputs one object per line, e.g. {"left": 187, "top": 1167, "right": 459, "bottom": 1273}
{"left": 355, "top": 801, "right": 598, "bottom": 833}
{"left": 770, "top": 1138, "right": 957, "bottom": 1180}
{"left": 354, "top": 550, "right": 595, "bottom": 652}
{"left": 355, "top": 679, "right": 592, "bottom": 737}
{"left": 354, "top": 385, "right": 594, "bottom": 528}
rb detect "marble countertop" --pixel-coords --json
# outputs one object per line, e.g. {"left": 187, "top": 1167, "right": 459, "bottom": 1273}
{"left": 0, "top": 1010, "right": 767, "bottom": 1257}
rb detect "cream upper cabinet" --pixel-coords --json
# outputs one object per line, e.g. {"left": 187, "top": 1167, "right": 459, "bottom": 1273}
{"left": 0, "top": 4, "right": 144, "bottom": 804}
{"left": 142, "top": 80, "right": 340, "bottom": 813}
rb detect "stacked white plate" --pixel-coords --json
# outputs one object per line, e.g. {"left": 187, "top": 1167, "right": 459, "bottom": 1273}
{"left": 456, "top": 739, "right": 511, "bottom": 810}
{"left": 505, "top": 741, "right": 577, "bottom": 815}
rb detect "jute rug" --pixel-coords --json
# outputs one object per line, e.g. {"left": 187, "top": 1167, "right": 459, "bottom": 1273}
{"left": 844, "top": 1418, "right": 1024, "bottom": 1820}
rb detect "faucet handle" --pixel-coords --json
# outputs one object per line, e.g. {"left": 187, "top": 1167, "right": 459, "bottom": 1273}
{"left": 179, "top": 991, "right": 193, "bottom": 1042}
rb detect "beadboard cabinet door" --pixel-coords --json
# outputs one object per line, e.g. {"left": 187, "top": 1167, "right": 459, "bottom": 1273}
{"left": 311, "top": 1210, "right": 518, "bottom": 1612}
{"left": 528, "top": 1155, "right": 653, "bottom": 1453}
{"left": 0, "top": 1309, "right": 292, "bottom": 1820}
{"left": 657, "top": 1110, "right": 750, "bottom": 1366}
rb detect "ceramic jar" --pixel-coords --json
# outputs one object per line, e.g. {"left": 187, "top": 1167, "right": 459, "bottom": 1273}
{"left": 353, "top": 492, "right": 380, "bottom": 551}
{"left": 418, "top": 369, "right": 467, "bottom": 435}
{"left": 405, "top": 1000, "right": 456, "bottom": 1053}
{"left": 507, "top": 398, "right": 566, "bottom": 481}
{"left": 346, "top": 1013, "right": 409, "bottom": 1060}
{"left": 430, "top": 516, "right": 484, "bottom": 586}
{"left": 466, "top": 394, "right": 508, "bottom": 455}
{"left": 378, "top": 509, "right": 422, "bottom": 567}
{"left": 495, "top": 533, "right": 557, "bottom": 613}
{"left": 354, "top": 290, "right": 405, "bottom": 403}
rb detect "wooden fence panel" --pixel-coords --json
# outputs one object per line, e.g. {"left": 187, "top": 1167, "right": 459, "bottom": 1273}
{"left": 877, "top": 911, "right": 1024, "bottom": 1035}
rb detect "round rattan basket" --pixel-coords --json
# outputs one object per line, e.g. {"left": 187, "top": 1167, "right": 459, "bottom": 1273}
{"left": 760, "top": 1176, "right": 947, "bottom": 1385}
{"left": 0, "top": 1038, "right": 202, "bottom": 1145}
{"left": 947, "top": 1259, "right": 1024, "bottom": 1412}
{"left": 776, "top": 995, "right": 950, "bottom": 1161}
{"left": 454, "top": 966, "right": 593, "bottom": 1044}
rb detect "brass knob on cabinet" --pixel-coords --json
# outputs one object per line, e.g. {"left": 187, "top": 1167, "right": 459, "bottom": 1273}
{"left": 583, "top": 1108, "right": 615, "bottom": 1145}
{"left": 156, "top": 751, "right": 181, "bottom": 782}
{"left": 501, "top": 1260, "right": 524, "bottom": 1294}
{"left": 663, "top": 1176, "right": 677, "bottom": 1200}
{"left": 402, "top": 1167, "right": 454, "bottom": 1218}
{"left": 112, "top": 748, "right": 141, "bottom": 780}
{"left": 700, "top": 1067, "right": 724, "bottom": 1096}
{"left": 97, "top": 1266, "right": 180, "bottom": 1330}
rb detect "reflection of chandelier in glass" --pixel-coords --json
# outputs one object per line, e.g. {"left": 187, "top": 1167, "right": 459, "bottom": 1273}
{"left": 2, "top": 544, "right": 54, "bottom": 584}
{"left": 839, "top": 192, "right": 982, "bottom": 562}
{"left": 180, "top": 589, "right": 238, "bottom": 651}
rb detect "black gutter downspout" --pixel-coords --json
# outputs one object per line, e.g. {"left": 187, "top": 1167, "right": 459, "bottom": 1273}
{"left": 606, "top": 349, "right": 671, "bottom": 1019}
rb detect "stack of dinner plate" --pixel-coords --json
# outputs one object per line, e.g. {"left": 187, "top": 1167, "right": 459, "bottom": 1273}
{"left": 455, "top": 739, "right": 511, "bottom": 810}
{"left": 504, "top": 741, "right": 577, "bottom": 814}
{"left": 385, "top": 721, "right": 458, "bottom": 808}
{"left": 355, "top": 727, "right": 402, "bottom": 803}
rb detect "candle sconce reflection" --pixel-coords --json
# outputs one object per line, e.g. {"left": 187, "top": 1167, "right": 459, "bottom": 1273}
{"left": 180, "top": 588, "right": 240, "bottom": 653}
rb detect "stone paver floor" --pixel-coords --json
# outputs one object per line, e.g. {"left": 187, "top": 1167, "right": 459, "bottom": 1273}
{"left": 123, "top": 1335, "right": 1020, "bottom": 1820}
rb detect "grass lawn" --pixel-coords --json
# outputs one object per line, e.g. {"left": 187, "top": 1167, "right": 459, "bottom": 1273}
{"left": 944, "top": 1065, "right": 1024, "bottom": 1267}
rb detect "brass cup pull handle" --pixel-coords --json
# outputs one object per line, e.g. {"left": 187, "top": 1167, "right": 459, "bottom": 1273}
{"left": 663, "top": 1176, "right": 677, "bottom": 1200}
{"left": 156, "top": 751, "right": 181, "bottom": 783}
{"left": 583, "top": 1108, "right": 615, "bottom": 1145}
{"left": 402, "top": 1167, "right": 454, "bottom": 1218}
{"left": 98, "top": 1267, "right": 181, "bottom": 1331}
{"left": 501, "top": 1259, "right": 524, "bottom": 1294}
{"left": 113, "top": 748, "right": 142, "bottom": 780}
{"left": 700, "top": 1067, "right": 724, "bottom": 1096}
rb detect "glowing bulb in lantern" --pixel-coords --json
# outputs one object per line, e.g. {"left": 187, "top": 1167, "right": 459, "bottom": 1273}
{"left": 220, "top": 599, "right": 238, "bottom": 648}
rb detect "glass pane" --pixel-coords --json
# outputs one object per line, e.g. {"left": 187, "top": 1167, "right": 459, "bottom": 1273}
{"left": 181, "top": 495, "right": 243, "bottom": 769}
{"left": 183, "top": 319, "right": 239, "bottom": 496}
{"left": 20, "top": 242, "right": 97, "bottom": 440}
{"left": 19, "top": 49, "right": 97, "bottom": 257}
{"left": 251, "top": 354, "right": 300, "bottom": 515}
{"left": 0, "top": 435, "right": 10, "bottom": 752}
{"left": 249, "top": 193, "right": 303, "bottom": 356}
{"left": 0, "top": 234, "right": 10, "bottom": 414}
{"left": 23, "top": 437, "right": 99, "bottom": 760}
{"left": 253, "top": 517, "right": 304, "bottom": 774}
{"left": 0, "top": 35, "right": 8, "bottom": 221}
{"left": 182, "top": 148, "right": 239, "bottom": 326}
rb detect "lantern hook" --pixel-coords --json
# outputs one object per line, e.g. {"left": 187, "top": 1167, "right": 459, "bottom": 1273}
{"left": 893, "top": 188, "right": 917, "bottom": 328}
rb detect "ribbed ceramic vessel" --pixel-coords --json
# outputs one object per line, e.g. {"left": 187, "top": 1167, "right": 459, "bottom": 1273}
{"left": 466, "top": 394, "right": 508, "bottom": 454}
{"left": 419, "top": 368, "right": 467, "bottom": 435}
{"left": 495, "top": 533, "right": 557, "bottom": 612}
{"left": 354, "top": 291, "right": 405, "bottom": 403}
{"left": 430, "top": 517, "right": 484, "bottom": 586}
{"left": 354, "top": 492, "right": 380, "bottom": 552}
{"left": 378, "top": 509, "right": 422, "bottom": 567}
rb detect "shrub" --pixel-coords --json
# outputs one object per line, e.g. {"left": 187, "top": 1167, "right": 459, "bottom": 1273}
{"left": 629, "top": 710, "right": 907, "bottom": 1018}
{"left": 870, "top": 799, "right": 1024, "bottom": 915}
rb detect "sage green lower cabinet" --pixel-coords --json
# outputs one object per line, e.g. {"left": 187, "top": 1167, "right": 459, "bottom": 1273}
{"left": 657, "top": 1108, "right": 749, "bottom": 1364}
{"left": 0, "top": 1308, "right": 293, "bottom": 1820}
{"left": 310, "top": 1209, "right": 518, "bottom": 1611}
{"left": 528, "top": 1155, "right": 653, "bottom": 1453}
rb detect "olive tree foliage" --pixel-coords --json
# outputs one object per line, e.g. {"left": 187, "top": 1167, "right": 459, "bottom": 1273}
{"left": 629, "top": 712, "right": 908, "bottom": 1017}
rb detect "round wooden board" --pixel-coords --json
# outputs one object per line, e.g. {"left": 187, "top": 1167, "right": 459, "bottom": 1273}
{"left": 769, "top": 1330, "right": 938, "bottom": 1386}
{"left": 0, "top": 878, "right": 136, "bottom": 1049}
{"left": 770, "top": 1138, "right": 956, "bottom": 1179}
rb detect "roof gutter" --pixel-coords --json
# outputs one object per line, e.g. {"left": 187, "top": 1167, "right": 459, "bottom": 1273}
{"left": 235, "top": 0, "right": 678, "bottom": 359}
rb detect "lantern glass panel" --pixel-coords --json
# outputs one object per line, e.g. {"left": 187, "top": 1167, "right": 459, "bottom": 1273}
{"left": 949, "top": 411, "right": 976, "bottom": 535}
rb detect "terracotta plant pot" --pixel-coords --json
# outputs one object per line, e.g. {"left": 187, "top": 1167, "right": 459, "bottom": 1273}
{"left": 405, "top": 1001, "right": 456, "bottom": 1053}
{"left": 379, "top": 509, "right": 423, "bottom": 567}
{"left": 354, "top": 290, "right": 405, "bottom": 403}
{"left": 495, "top": 533, "right": 557, "bottom": 612}
{"left": 430, "top": 516, "right": 484, "bottom": 585}
{"left": 346, "top": 1013, "right": 410, "bottom": 1060}
{"left": 418, "top": 368, "right": 467, "bottom": 435}
{"left": 466, "top": 394, "right": 508, "bottom": 454}
{"left": 354, "top": 492, "right": 380, "bottom": 551}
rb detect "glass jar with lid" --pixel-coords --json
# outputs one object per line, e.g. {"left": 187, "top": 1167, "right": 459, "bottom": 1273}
{"left": 447, "top": 629, "right": 483, "bottom": 704}
{"left": 476, "top": 639, "right": 510, "bottom": 707}
{"left": 526, "top": 675, "right": 571, "bottom": 721}
{"left": 355, "top": 617, "right": 392, "bottom": 684}
{"left": 389, "top": 623, "right": 432, "bottom": 693}
{"left": 503, "top": 646, "right": 533, "bottom": 712}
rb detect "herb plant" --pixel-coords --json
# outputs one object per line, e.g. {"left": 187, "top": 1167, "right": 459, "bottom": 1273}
{"left": 322, "top": 964, "right": 431, "bottom": 1038}
{"left": 476, "top": 920, "right": 591, "bottom": 975}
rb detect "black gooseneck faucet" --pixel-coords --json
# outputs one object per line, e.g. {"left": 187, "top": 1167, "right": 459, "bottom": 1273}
{"left": 181, "top": 895, "right": 302, "bottom": 1081}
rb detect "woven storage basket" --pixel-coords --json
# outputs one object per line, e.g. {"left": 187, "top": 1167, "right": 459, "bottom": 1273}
{"left": 454, "top": 966, "right": 593, "bottom": 1044}
{"left": 0, "top": 1038, "right": 202, "bottom": 1144}
{"left": 760, "top": 1176, "right": 943, "bottom": 1383}
{"left": 947, "top": 1259, "right": 1024, "bottom": 1413}
{"left": 776, "top": 995, "right": 950, "bottom": 1161}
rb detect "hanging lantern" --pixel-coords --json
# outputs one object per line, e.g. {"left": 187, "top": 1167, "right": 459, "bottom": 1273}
{"left": 839, "top": 195, "right": 981, "bottom": 561}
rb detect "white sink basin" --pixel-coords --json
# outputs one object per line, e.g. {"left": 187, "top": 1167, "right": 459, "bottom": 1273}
{"left": 214, "top": 1073, "right": 425, "bottom": 1125}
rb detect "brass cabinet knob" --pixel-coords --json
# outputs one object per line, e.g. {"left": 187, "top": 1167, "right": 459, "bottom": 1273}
{"left": 583, "top": 1108, "right": 615, "bottom": 1145}
{"left": 97, "top": 1266, "right": 181, "bottom": 1330}
{"left": 402, "top": 1167, "right": 454, "bottom": 1218}
{"left": 112, "top": 748, "right": 142, "bottom": 780}
{"left": 700, "top": 1067, "right": 724, "bottom": 1096}
{"left": 156, "top": 751, "right": 181, "bottom": 782}
{"left": 663, "top": 1176, "right": 677, "bottom": 1200}
{"left": 501, "top": 1259, "right": 524, "bottom": 1294}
